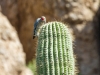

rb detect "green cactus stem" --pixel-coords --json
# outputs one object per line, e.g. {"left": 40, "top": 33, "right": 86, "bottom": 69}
{"left": 36, "top": 21, "right": 76, "bottom": 75}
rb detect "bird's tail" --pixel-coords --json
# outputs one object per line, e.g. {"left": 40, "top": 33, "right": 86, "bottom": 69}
{"left": 33, "top": 35, "right": 35, "bottom": 39}
{"left": 33, "top": 28, "right": 36, "bottom": 39}
{"left": 33, "top": 32, "right": 35, "bottom": 39}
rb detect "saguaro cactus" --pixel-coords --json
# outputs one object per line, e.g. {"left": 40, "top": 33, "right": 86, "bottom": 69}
{"left": 36, "top": 21, "right": 76, "bottom": 75}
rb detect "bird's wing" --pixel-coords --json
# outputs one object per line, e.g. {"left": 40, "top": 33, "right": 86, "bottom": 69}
{"left": 33, "top": 18, "right": 41, "bottom": 36}
{"left": 34, "top": 18, "right": 41, "bottom": 28}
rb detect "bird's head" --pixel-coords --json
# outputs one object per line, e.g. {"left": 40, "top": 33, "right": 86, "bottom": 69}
{"left": 40, "top": 16, "right": 46, "bottom": 23}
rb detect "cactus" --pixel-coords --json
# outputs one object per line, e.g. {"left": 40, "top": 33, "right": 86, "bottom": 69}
{"left": 36, "top": 21, "right": 76, "bottom": 75}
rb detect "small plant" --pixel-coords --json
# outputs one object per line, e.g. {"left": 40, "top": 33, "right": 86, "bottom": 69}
{"left": 27, "top": 59, "right": 36, "bottom": 74}
{"left": 36, "top": 21, "right": 76, "bottom": 75}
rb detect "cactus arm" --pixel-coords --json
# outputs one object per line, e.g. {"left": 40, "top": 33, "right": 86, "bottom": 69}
{"left": 36, "top": 22, "right": 76, "bottom": 75}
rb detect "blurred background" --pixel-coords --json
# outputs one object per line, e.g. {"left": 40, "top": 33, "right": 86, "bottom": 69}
{"left": 0, "top": 0, "right": 100, "bottom": 75}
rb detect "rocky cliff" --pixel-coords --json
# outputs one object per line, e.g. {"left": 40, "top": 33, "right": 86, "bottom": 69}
{"left": 0, "top": 12, "right": 33, "bottom": 75}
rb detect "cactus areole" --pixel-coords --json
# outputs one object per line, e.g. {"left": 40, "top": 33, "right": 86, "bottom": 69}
{"left": 36, "top": 22, "right": 75, "bottom": 75}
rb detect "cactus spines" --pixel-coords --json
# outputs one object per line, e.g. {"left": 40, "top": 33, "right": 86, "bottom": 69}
{"left": 36, "top": 22, "right": 75, "bottom": 75}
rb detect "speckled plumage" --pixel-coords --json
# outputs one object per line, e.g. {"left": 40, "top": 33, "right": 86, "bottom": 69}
{"left": 33, "top": 16, "right": 46, "bottom": 39}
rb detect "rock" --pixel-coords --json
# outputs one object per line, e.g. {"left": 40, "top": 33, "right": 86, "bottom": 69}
{"left": 20, "top": 67, "right": 33, "bottom": 75}
{"left": 0, "top": 12, "right": 33, "bottom": 75}
{"left": 0, "top": 0, "right": 19, "bottom": 31}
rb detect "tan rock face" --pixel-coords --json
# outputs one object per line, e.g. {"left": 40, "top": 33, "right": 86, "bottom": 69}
{"left": 0, "top": 0, "right": 19, "bottom": 31}
{"left": 0, "top": 12, "right": 33, "bottom": 75}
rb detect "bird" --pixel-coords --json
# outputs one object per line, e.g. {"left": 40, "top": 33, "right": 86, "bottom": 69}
{"left": 33, "top": 16, "right": 46, "bottom": 39}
